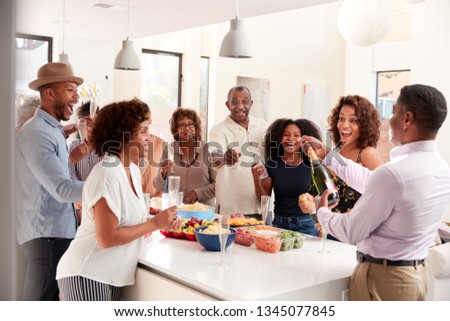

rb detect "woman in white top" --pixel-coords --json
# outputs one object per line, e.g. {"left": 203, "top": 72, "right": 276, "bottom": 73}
{"left": 56, "top": 98, "right": 180, "bottom": 301}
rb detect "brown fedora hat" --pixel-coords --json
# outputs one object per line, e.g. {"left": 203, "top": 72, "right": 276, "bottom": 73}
{"left": 29, "top": 62, "right": 84, "bottom": 91}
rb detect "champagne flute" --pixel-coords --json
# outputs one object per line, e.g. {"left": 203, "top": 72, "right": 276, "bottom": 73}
{"left": 168, "top": 176, "right": 180, "bottom": 207}
{"left": 165, "top": 141, "right": 175, "bottom": 173}
{"left": 89, "top": 98, "right": 98, "bottom": 118}
{"left": 77, "top": 118, "right": 87, "bottom": 142}
{"left": 318, "top": 227, "right": 330, "bottom": 254}
{"left": 300, "top": 194, "right": 329, "bottom": 253}
{"left": 260, "top": 195, "right": 270, "bottom": 225}
{"left": 143, "top": 193, "right": 151, "bottom": 213}
{"left": 233, "top": 132, "right": 243, "bottom": 168}
{"left": 216, "top": 214, "right": 231, "bottom": 267}
{"left": 309, "top": 206, "right": 329, "bottom": 254}
{"left": 253, "top": 154, "right": 268, "bottom": 180}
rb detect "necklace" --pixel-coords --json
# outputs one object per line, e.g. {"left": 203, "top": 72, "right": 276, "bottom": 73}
{"left": 281, "top": 156, "right": 303, "bottom": 166}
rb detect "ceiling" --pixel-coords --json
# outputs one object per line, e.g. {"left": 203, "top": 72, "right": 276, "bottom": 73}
{"left": 15, "top": 0, "right": 337, "bottom": 43}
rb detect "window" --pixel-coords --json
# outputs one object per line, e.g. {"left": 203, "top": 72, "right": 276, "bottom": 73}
{"left": 141, "top": 49, "right": 182, "bottom": 141}
{"left": 375, "top": 70, "right": 411, "bottom": 162}
{"left": 15, "top": 33, "right": 52, "bottom": 106}
{"left": 199, "top": 56, "right": 210, "bottom": 140}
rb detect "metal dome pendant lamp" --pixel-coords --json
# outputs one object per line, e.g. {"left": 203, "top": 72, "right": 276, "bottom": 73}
{"left": 114, "top": 0, "right": 140, "bottom": 70}
{"left": 219, "top": 0, "right": 253, "bottom": 58}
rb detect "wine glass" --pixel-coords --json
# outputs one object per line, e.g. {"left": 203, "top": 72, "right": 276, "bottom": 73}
{"left": 216, "top": 214, "right": 231, "bottom": 267}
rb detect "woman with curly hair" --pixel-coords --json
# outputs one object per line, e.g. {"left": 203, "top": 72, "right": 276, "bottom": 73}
{"left": 251, "top": 118, "right": 323, "bottom": 236}
{"left": 328, "top": 95, "right": 382, "bottom": 170}
{"left": 300, "top": 95, "right": 383, "bottom": 240}
{"left": 154, "top": 108, "right": 216, "bottom": 206}
{"left": 56, "top": 98, "right": 180, "bottom": 301}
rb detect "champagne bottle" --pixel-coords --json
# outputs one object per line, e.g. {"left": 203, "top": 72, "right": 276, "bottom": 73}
{"left": 308, "top": 148, "right": 340, "bottom": 206}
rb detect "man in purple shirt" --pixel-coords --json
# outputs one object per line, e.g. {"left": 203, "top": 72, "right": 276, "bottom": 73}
{"left": 311, "top": 84, "right": 450, "bottom": 300}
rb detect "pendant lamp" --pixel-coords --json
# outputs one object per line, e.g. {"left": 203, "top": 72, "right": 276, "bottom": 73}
{"left": 219, "top": 0, "right": 253, "bottom": 58}
{"left": 58, "top": 0, "right": 73, "bottom": 70}
{"left": 337, "top": 0, "right": 393, "bottom": 46}
{"left": 114, "top": 0, "right": 140, "bottom": 70}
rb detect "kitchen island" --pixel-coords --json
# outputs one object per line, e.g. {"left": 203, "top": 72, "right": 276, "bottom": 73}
{"left": 122, "top": 231, "right": 357, "bottom": 301}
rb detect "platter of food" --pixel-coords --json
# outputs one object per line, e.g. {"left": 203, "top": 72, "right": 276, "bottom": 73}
{"left": 160, "top": 217, "right": 216, "bottom": 241}
{"left": 233, "top": 226, "right": 305, "bottom": 253}
{"left": 230, "top": 217, "right": 264, "bottom": 227}
{"left": 177, "top": 202, "right": 214, "bottom": 220}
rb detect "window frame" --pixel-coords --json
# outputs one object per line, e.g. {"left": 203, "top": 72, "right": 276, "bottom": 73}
{"left": 199, "top": 56, "right": 210, "bottom": 140}
{"left": 141, "top": 48, "right": 182, "bottom": 107}
{"left": 16, "top": 33, "right": 53, "bottom": 63}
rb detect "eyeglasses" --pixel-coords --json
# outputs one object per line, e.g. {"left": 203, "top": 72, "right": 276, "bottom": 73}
{"left": 230, "top": 99, "right": 251, "bottom": 106}
{"left": 177, "top": 122, "right": 196, "bottom": 129}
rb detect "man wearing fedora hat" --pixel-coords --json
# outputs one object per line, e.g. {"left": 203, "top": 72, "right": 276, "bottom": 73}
{"left": 16, "top": 62, "right": 85, "bottom": 300}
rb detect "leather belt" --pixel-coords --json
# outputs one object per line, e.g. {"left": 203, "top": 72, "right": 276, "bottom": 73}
{"left": 356, "top": 251, "right": 425, "bottom": 267}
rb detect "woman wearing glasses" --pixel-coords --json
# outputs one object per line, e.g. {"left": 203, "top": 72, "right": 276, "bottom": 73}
{"left": 154, "top": 108, "right": 216, "bottom": 206}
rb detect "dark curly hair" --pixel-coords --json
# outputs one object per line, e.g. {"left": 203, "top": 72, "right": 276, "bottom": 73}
{"left": 328, "top": 95, "right": 380, "bottom": 149}
{"left": 77, "top": 100, "right": 91, "bottom": 118}
{"left": 264, "top": 118, "right": 322, "bottom": 162}
{"left": 91, "top": 98, "right": 150, "bottom": 157}
{"left": 169, "top": 108, "right": 202, "bottom": 141}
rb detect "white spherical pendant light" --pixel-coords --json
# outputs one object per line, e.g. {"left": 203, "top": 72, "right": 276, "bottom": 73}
{"left": 337, "top": 0, "right": 393, "bottom": 46}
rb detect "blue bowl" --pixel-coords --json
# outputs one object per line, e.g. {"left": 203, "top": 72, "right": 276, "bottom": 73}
{"left": 194, "top": 226, "right": 237, "bottom": 251}
{"left": 177, "top": 207, "right": 215, "bottom": 220}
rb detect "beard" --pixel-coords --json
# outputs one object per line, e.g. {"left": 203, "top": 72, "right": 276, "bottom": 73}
{"left": 54, "top": 100, "right": 69, "bottom": 121}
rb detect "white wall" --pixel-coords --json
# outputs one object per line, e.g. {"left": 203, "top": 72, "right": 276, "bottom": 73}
{"left": 214, "top": 3, "right": 345, "bottom": 125}
{"left": 113, "top": 3, "right": 345, "bottom": 135}
{"left": 344, "top": 0, "right": 450, "bottom": 221}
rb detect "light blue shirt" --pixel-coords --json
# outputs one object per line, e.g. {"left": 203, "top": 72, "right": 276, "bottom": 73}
{"left": 15, "top": 108, "right": 84, "bottom": 244}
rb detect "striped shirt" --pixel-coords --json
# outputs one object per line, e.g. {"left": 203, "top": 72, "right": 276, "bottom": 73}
{"left": 68, "top": 139, "right": 103, "bottom": 181}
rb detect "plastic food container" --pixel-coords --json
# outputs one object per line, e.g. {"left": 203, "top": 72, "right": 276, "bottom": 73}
{"left": 234, "top": 229, "right": 254, "bottom": 247}
{"left": 280, "top": 237, "right": 295, "bottom": 251}
{"left": 253, "top": 234, "right": 282, "bottom": 253}
{"left": 293, "top": 234, "right": 304, "bottom": 249}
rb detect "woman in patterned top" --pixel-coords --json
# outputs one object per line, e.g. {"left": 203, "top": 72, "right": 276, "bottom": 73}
{"left": 300, "top": 95, "right": 383, "bottom": 240}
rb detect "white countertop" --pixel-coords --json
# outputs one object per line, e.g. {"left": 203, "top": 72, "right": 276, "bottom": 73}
{"left": 138, "top": 231, "right": 357, "bottom": 301}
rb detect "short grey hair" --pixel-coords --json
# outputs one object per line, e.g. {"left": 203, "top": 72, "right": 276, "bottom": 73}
{"left": 226, "top": 85, "right": 252, "bottom": 102}
{"left": 16, "top": 95, "right": 40, "bottom": 128}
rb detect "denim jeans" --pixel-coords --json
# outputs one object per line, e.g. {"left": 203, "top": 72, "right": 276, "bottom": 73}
{"left": 21, "top": 238, "right": 72, "bottom": 300}
{"left": 273, "top": 215, "right": 318, "bottom": 236}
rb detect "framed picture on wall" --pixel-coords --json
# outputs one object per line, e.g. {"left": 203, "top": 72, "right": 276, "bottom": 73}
{"left": 237, "top": 76, "right": 270, "bottom": 121}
